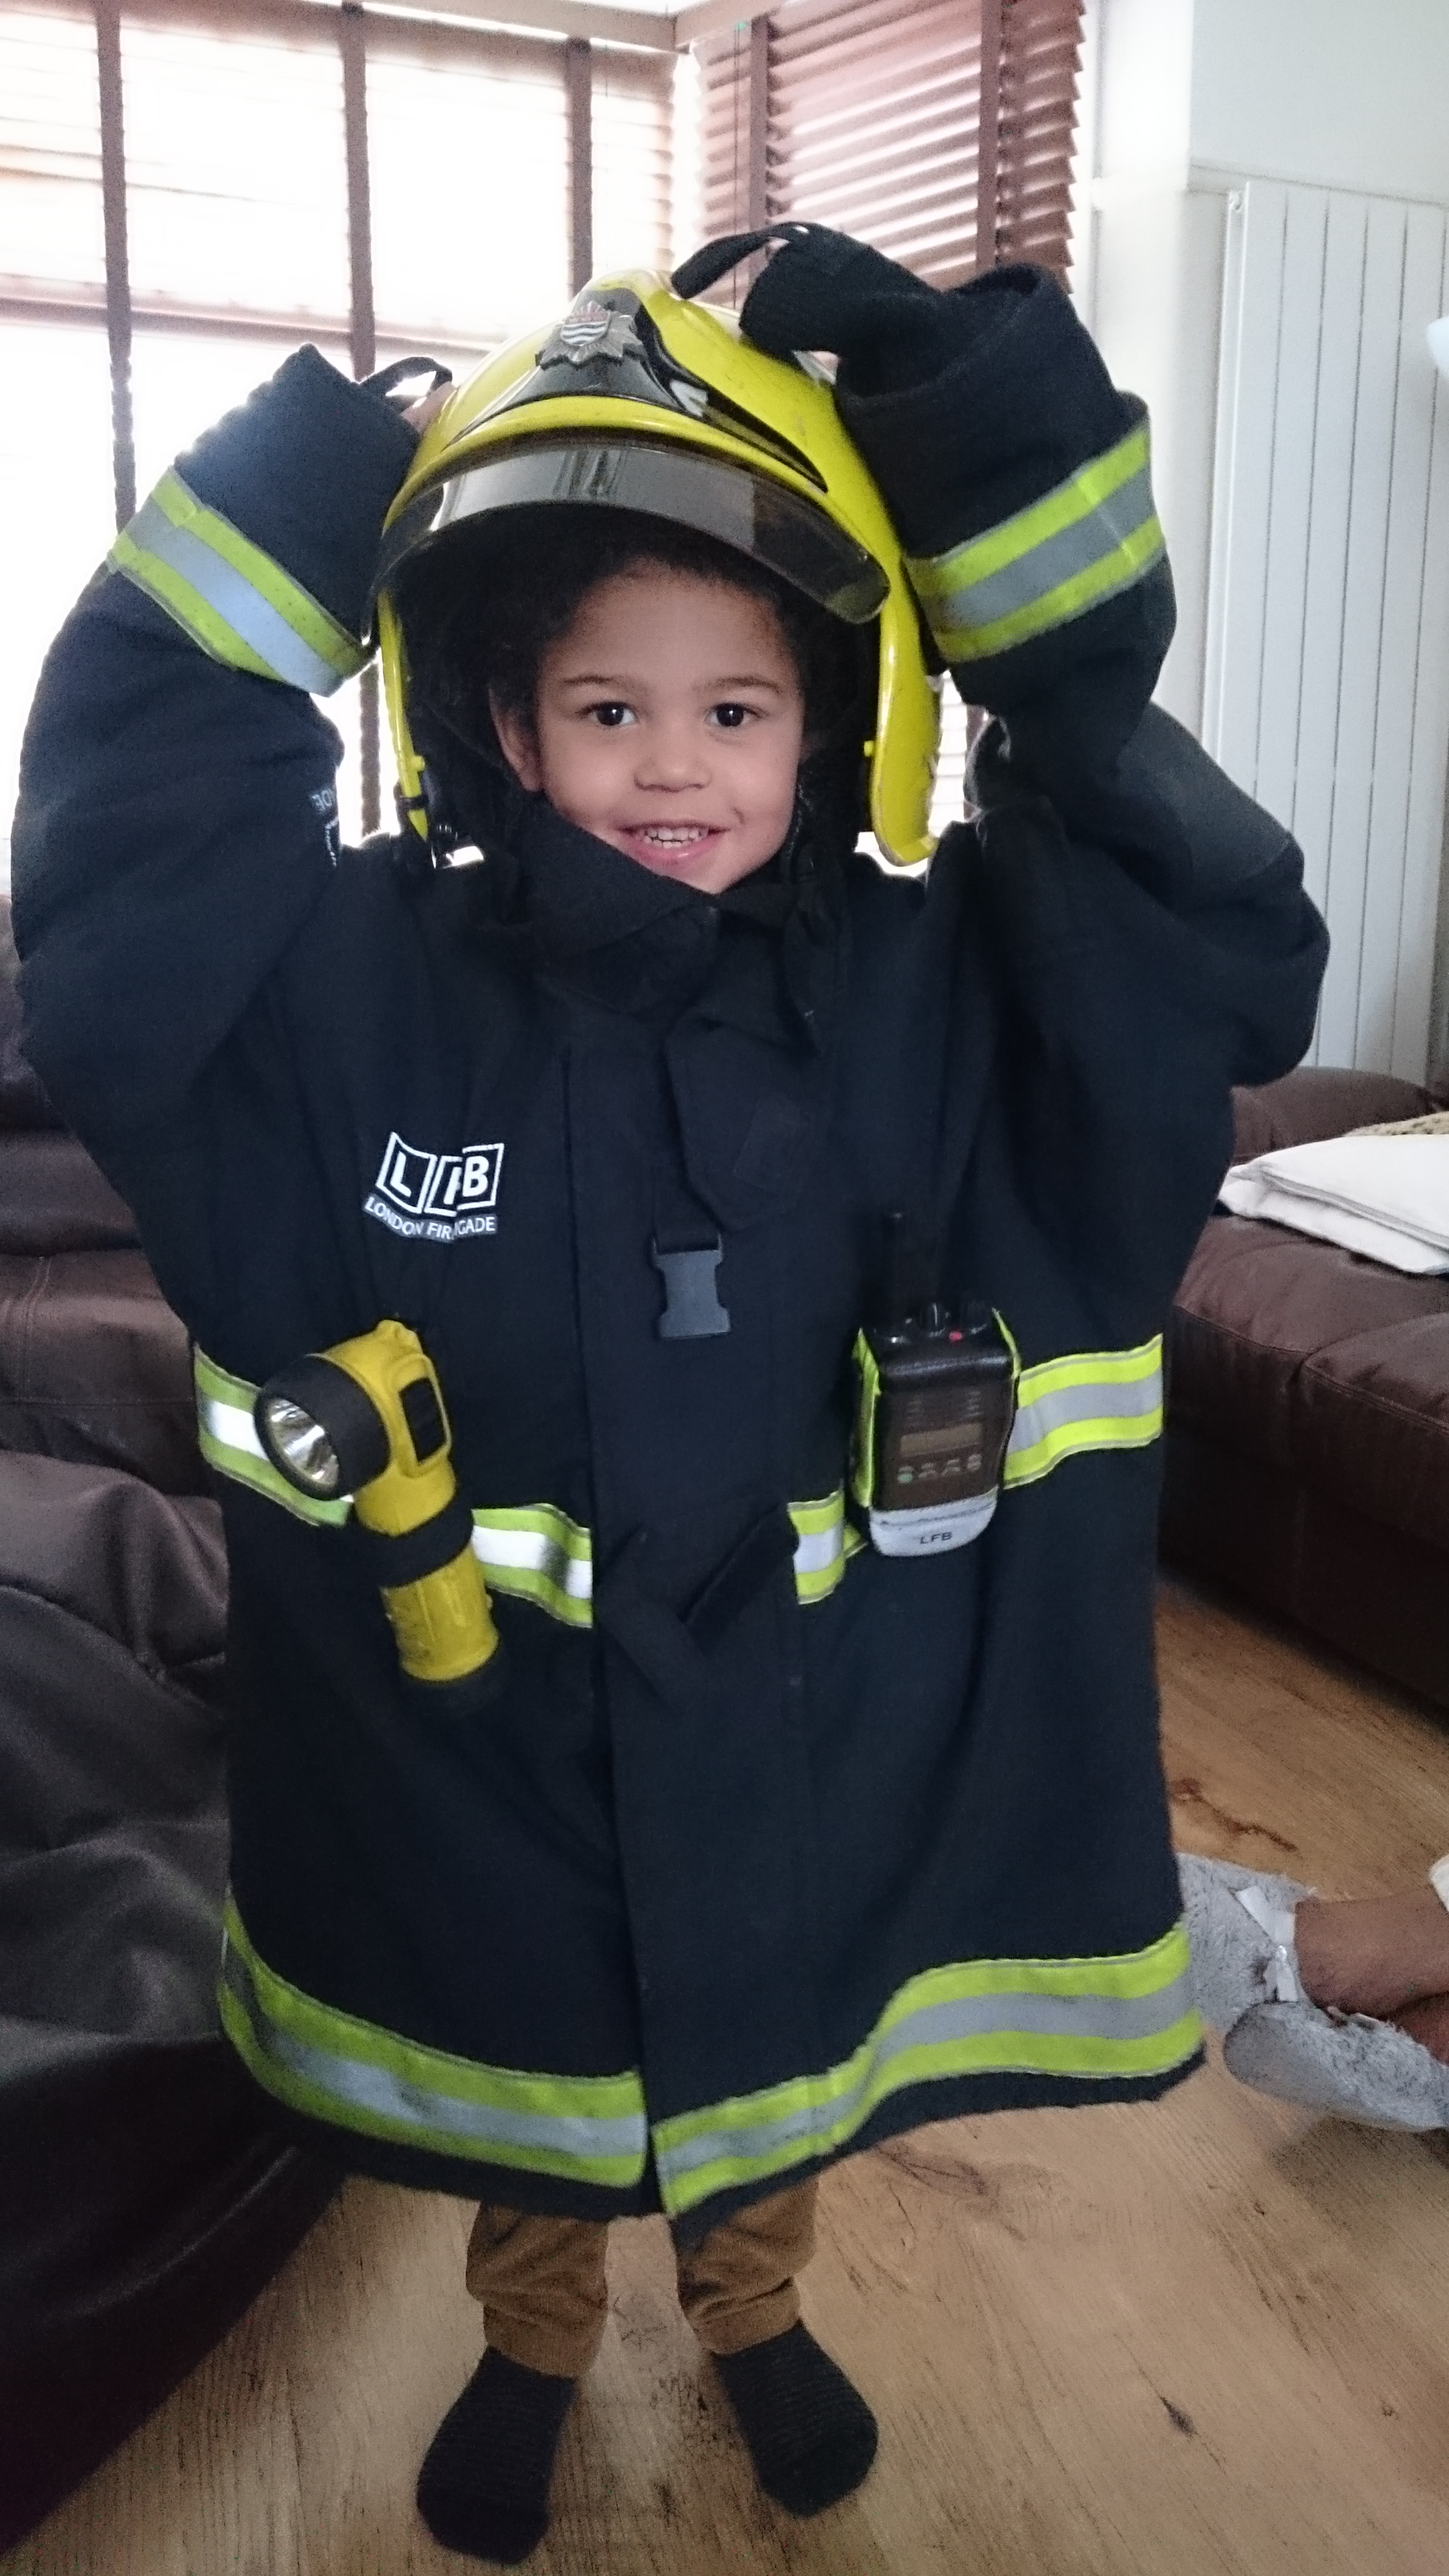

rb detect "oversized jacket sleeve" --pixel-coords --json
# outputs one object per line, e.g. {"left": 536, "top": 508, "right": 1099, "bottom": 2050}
{"left": 818, "top": 259, "right": 1328, "bottom": 1328}
{"left": 10, "top": 347, "right": 418, "bottom": 1172}
{"left": 820, "top": 260, "right": 1324, "bottom": 1000}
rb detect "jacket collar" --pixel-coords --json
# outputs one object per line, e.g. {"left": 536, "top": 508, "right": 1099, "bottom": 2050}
{"left": 443, "top": 755, "right": 843, "bottom": 1044}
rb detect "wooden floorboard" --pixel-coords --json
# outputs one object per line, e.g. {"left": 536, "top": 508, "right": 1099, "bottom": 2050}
{"left": 10, "top": 1574, "right": 1449, "bottom": 2575}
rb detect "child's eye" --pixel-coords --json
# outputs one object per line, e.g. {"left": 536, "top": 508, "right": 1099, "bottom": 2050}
{"left": 586, "top": 702, "right": 634, "bottom": 729}
{"left": 710, "top": 702, "right": 755, "bottom": 730}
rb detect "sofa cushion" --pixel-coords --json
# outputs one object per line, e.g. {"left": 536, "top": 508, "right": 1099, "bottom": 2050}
{"left": 0, "top": 1450, "right": 334, "bottom": 2554}
{"left": 0, "top": 1249, "right": 202, "bottom": 1494}
{"left": 1293, "top": 1316, "right": 1449, "bottom": 1556}
{"left": 0, "top": 1460, "right": 227, "bottom": 2041}
{"left": 1169, "top": 1216, "right": 1449, "bottom": 1467}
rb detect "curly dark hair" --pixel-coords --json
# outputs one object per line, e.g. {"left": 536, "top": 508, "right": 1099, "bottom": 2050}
{"left": 396, "top": 504, "right": 871, "bottom": 767}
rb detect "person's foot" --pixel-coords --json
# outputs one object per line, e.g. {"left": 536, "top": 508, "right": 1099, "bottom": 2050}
{"left": 416, "top": 2347, "right": 576, "bottom": 2565}
{"left": 1391, "top": 1991, "right": 1449, "bottom": 2065}
{"left": 713, "top": 2320, "right": 877, "bottom": 2516}
{"left": 1294, "top": 1886, "right": 1449, "bottom": 2021}
{"left": 1222, "top": 1996, "right": 1449, "bottom": 2127}
{"left": 1177, "top": 1854, "right": 1313, "bottom": 2029}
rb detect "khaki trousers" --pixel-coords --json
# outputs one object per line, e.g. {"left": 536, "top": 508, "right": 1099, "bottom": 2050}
{"left": 465, "top": 2178, "right": 818, "bottom": 2379}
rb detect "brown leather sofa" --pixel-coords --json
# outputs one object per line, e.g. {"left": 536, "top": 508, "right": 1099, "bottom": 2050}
{"left": 1161, "top": 1065, "right": 1449, "bottom": 1711}
{"left": 0, "top": 912, "right": 334, "bottom": 2553}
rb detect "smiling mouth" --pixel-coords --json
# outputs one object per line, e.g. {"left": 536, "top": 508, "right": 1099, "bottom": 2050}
{"left": 625, "top": 824, "right": 720, "bottom": 849}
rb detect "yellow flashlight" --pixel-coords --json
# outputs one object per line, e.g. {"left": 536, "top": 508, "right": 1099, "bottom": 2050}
{"left": 254, "top": 1320, "right": 503, "bottom": 1711}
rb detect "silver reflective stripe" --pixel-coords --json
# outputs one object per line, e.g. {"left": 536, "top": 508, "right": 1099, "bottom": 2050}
{"left": 221, "top": 1923, "right": 649, "bottom": 2182}
{"left": 202, "top": 1392, "right": 268, "bottom": 1466}
{"left": 125, "top": 492, "right": 347, "bottom": 694}
{"left": 1004, "top": 1340, "right": 1164, "bottom": 1489}
{"left": 1012, "top": 1366, "right": 1161, "bottom": 1450}
{"left": 472, "top": 1517, "right": 594, "bottom": 1612}
{"left": 929, "top": 460, "right": 1157, "bottom": 641}
{"left": 195, "top": 1344, "right": 857, "bottom": 1618}
{"left": 791, "top": 1520, "right": 842, "bottom": 1580}
{"left": 788, "top": 1490, "right": 859, "bottom": 1604}
{"left": 653, "top": 1967, "right": 1196, "bottom": 2190}
{"left": 906, "top": 419, "right": 1165, "bottom": 662}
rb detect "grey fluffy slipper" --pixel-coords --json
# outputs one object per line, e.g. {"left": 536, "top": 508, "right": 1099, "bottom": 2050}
{"left": 1223, "top": 2000, "right": 1449, "bottom": 2129}
{"left": 1177, "top": 1853, "right": 1313, "bottom": 2033}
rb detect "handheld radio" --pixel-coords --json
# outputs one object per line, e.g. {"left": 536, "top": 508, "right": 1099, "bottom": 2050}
{"left": 855, "top": 1216, "right": 1017, "bottom": 1558}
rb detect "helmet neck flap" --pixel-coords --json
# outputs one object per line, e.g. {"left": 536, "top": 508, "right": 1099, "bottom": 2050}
{"left": 406, "top": 702, "right": 846, "bottom": 1034}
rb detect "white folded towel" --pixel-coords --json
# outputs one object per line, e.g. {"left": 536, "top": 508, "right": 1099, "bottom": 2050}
{"left": 1219, "top": 1134, "right": 1449, "bottom": 1273}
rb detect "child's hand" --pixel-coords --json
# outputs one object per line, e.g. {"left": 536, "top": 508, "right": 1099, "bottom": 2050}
{"left": 404, "top": 383, "right": 451, "bottom": 435}
{"left": 740, "top": 225, "right": 955, "bottom": 396}
{"left": 360, "top": 357, "right": 453, "bottom": 428}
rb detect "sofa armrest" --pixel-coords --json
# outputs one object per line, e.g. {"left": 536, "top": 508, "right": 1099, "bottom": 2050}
{"left": 0, "top": 904, "right": 62, "bottom": 1132}
{"left": 1230, "top": 1065, "right": 1438, "bottom": 1162}
{"left": 0, "top": 1133, "right": 140, "bottom": 1254}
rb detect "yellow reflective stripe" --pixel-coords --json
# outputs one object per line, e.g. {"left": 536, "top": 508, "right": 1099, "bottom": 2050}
{"left": 651, "top": 1923, "right": 1197, "bottom": 2215}
{"left": 472, "top": 1506, "right": 594, "bottom": 1627}
{"left": 195, "top": 1354, "right": 856, "bottom": 1612}
{"left": 907, "top": 420, "right": 1165, "bottom": 661}
{"left": 201, "top": 1327, "right": 1162, "bottom": 1571}
{"left": 219, "top": 1898, "right": 649, "bottom": 2187}
{"left": 1004, "top": 1336, "right": 1163, "bottom": 1489}
{"left": 109, "top": 468, "right": 366, "bottom": 694}
{"left": 789, "top": 1489, "right": 860, "bottom": 1603}
{"left": 193, "top": 1348, "right": 351, "bottom": 1525}
{"left": 849, "top": 1330, "right": 881, "bottom": 1510}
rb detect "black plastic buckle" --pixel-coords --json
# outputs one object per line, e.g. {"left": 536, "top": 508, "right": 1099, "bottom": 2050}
{"left": 651, "top": 1238, "right": 730, "bottom": 1340}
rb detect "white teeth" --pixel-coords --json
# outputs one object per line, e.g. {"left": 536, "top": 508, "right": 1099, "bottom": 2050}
{"left": 635, "top": 826, "right": 710, "bottom": 845}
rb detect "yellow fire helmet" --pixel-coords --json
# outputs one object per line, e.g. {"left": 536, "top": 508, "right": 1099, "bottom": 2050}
{"left": 374, "top": 262, "right": 941, "bottom": 869}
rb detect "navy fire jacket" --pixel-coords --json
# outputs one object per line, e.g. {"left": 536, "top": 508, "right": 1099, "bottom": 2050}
{"left": 11, "top": 328, "right": 1326, "bottom": 2229}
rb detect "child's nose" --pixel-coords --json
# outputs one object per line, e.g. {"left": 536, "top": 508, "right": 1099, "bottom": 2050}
{"left": 635, "top": 718, "right": 707, "bottom": 787}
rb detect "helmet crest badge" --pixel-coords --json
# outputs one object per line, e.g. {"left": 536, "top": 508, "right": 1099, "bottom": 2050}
{"left": 547, "top": 299, "right": 643, "bottom": 368}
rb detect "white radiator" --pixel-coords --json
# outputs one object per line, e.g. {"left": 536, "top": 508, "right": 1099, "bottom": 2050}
{"left": 1202, "top": 178, "right": 1449, "bottom": 1079}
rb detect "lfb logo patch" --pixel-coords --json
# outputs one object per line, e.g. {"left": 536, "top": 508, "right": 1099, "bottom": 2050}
{"left": 365, "top": 1132, "right": 504, "bottom": 1242}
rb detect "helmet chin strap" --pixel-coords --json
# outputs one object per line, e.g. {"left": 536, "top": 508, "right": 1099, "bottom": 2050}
{"left": 776, "top": 781, "right": 814, "bottom": 885}
{"left": 670, "top": 225, "right": 820, "bottom": 303}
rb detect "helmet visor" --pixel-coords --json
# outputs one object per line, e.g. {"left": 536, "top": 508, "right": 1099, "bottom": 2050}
{"left": 378, "top": 439, "right": 889, "bottom": 626}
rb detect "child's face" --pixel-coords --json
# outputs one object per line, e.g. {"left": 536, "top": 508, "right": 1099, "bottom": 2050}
{"left": 490, "top": 567, "right": 807, "bottom": 896}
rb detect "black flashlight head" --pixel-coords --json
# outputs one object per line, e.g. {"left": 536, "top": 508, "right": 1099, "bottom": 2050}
{"left": 255, "top": 1354, "right": 392, "bottom": 1499}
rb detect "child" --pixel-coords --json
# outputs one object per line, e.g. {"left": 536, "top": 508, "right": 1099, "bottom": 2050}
{"left": 12, "top": 225, "right": 1327, "bottom": 2565}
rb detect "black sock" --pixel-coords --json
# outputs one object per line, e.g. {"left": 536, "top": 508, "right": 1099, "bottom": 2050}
{"left": 416, "top": 2346, "right": 576, "bottom": 2565}
{"left": 713, "top": 2321, "right": 878, "bottom": 2516}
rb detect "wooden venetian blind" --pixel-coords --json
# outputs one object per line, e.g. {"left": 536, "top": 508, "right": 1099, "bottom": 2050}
{"left": 996, "top": 0, "right": 1083, "bottom": 272}
{"left": 591, "top": 44, "right": 676, "bottom": 282}
{"left": 364, "top": 13, "right": 569, "bottom": 356}
{"left": 119, "top": 0, "right": 350, "bottom": 336}
{"left": 696, "top": 0, "right": 1083, "bottom": 300}
{"left": 0, "top": 2, "right": 105, "bottom": 310}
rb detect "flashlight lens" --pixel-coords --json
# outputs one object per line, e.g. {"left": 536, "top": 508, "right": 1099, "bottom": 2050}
{"left": 260, "top": 1396, "right": 343, "bottom": 1497}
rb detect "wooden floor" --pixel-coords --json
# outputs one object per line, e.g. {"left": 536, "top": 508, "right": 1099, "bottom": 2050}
{"left": 11, "top": 1574, "right": 1449, "bottom": 2576}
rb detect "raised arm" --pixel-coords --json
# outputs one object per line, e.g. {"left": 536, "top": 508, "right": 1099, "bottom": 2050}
{"left": 10, "top": 347, "right": 419, "bottom": 1157}
{"left": 742, "top": 227, "right": 1328, "bottom": 1324}
{"left": 741, "top": 229, "right": 1323, "bottom": 977}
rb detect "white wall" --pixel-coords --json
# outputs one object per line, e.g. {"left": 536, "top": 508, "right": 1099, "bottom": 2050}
{"left": 1087, "top": 0, "right": 1449, "bottom": 728}
{"left": 1085, "top": 0, "right": 1223, "bottom": 729}
{"left": 1083, "top": 0, "right": 1449, "bottom": 1081}
{"left": 1190, "top": 0, "right": 1449, "bottom": 206}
